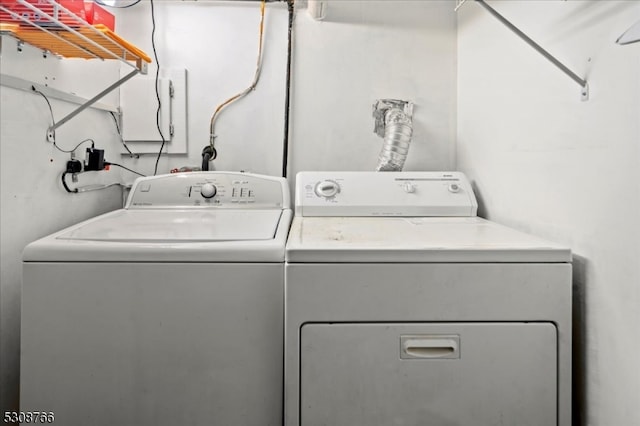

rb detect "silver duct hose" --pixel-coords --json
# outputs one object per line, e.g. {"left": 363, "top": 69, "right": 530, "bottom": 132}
{"left": 373, "top": 99, "right": 414, "bottom": 171}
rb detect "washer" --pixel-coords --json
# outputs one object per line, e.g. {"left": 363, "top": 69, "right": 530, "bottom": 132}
{"left": 21, "top": 172, "right": 291, "bottom": 426}
{"left": 285, "top": 171, "right": 571, "bottom": 426}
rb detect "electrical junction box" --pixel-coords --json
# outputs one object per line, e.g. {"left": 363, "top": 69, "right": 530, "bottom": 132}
{"left": 120, "top": 68, "right": 188, "bottom": 154}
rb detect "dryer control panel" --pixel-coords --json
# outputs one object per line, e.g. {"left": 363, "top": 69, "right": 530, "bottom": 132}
{"left": 126, "top": 172, "right": 289, "bottom": 209}
{"left": 295, "top": 171, "right": 478, "bottom": 217}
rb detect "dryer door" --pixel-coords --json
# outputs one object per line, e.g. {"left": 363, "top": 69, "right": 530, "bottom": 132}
{"left": 300, "top": 322, "right": 557, "bottom": 426}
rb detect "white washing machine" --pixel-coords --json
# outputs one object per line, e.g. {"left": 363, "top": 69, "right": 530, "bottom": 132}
{"left": 21, "top": 172, "right": 291, "bottom": 426}
{"left": 285, "top": 171, "right": 572, "bottom": 426}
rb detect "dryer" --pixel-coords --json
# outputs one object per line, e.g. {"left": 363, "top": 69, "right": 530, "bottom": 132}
{"left": 21, "top": 172, "right": 291, "bottom": 426}
{"left": 285, "top": 171, "right": 571, "bottom": 426}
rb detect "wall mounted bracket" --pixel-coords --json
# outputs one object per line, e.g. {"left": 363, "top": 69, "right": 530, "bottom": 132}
{"left": 1, "top": 73, "right": 119, "bottom": 114}
{"left": 46, "top": 68, "right": 145, "bottom": 143}
{"left": 616, "top": 20, "right": 640, "bottom": 45}
{"left": 459, "top": 0, "right": 589, "bottom": 101}
{"left": 454, "top": 0, "right": 468, "bottom": 12}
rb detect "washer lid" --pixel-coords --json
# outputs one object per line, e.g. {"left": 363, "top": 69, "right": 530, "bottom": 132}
{"left": 285, "top": 217, "right": 571, "bottom": 263}
{"left": 23, "top": 209, "right": 292, "bottom": 262}
{"left": 58, "top": 209, "right": 282, "bottom": 242}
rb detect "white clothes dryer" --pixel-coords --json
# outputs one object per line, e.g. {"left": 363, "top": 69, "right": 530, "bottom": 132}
{"left": 21, "top": 172, "right": 291, "bottom": 426}
{"left": 285, "top": 171, "right": 571, "bottom": 426}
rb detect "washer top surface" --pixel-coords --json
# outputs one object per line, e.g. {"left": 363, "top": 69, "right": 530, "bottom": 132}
{"left": 24, "top": 172, "right": 292, "bottom": 263}
{"left": 58, "top": 209, "right": 282, "bottom": 243}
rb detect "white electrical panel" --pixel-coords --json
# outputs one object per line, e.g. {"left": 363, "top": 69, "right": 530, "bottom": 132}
{"left": 121, "top": 76, "right": 171, "bottom": 141}
{"left": 120, "top": 68, "right": 188, "bottom": 154}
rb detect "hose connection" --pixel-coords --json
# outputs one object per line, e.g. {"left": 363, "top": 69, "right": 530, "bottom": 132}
{"left": 372, "top": 99, "right": 414, "bottom": 171}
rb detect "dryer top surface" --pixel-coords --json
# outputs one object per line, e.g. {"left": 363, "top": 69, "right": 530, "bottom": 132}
{"left": 285, "top": 216, "right": 571, "bottom": 263}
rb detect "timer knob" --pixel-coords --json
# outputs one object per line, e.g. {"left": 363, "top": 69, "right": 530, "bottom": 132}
{"left": 403, "top": 182, "right": 416, "bottom": 193}
{"left": 448, "top": 183, "right": 460, "bottom": 193}
{"left": 201, "top": 183, "right": 217, "bottom": 199}
{"left": 315, "top": 180, "right": 340, "bottom": 198}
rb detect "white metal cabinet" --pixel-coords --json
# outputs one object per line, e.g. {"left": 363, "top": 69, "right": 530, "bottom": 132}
{"left": 300, "top": 322, "right": 557, "bottom": 426}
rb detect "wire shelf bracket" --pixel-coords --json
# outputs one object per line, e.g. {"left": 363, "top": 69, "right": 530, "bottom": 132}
{"left": 0, "top": 0, "right": 151, "bottom": 141}
{"left": 45, "top": 69, "right": 141, "bottom": 142}
{"left": 459, "top": 0, "right": 589, "bottom": 101}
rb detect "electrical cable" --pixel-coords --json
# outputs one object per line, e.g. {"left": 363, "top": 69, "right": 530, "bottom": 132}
{"left": 94, "top": 0, "right": 142, "bottom": 8}
{"left": 56, "top": 138, "right": 95, "bottom": 154}
{"left": 32, "top": 86, "right": 56, "bottom": 144}
{"left": 61, "top": 172, "right": 78, "bottom": 193}
{"left": 75, "top": 183, "right": 121, "bottom": 192}
{"left": 203, "top": 0, "right": 267, "bottom": 170}
{"left": 32, "top": 87, "right": 99, "bottom": 154}
{"left": 281, "top": 0, "right": 294, "bottom": 178}
{"left": 105, "top": 162, "right": 146, "bottom": 177}
{"left": 61, "top": 171, "right": 123, "bottom": 194}
{"left": 150, "top": 0, "right": 166, "bottom": 176}
{"left": 109, "top": 111, "right": 139, "bottom": 158}
{"left": 208, "top": 0, "right": 266, "bottom": 140}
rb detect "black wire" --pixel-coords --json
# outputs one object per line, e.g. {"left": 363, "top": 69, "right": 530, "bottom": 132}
{"left": 32, "top": 87, "right": 98, "bottom": 154}
{"left": 150, "top": 0, "right": 166, "bottom": 176}
{"left": 109, "top": 111, "right": 120, "bottom": 133}
{"left": 105, "top": 162, "right": 146, "bottom": 177}
{"left": 61, "top": 172, "right": 78, "bottom": 193}
{"left": 109, "top": 111, "right": 138, "bottom": 157}
{"left": 61, "top": 171, "right": 122, "bottom": 194}
{"left": 32, "top": 86, "right": 54, "bottom": 120}
{"left": 57, "top": 138, "right": 95, "bottom": 154}
{"left": 32, "top": 86, "right": 56, "bottom": 141}
{"left": 94, "top": 0, "right": 142, "bottom": 8}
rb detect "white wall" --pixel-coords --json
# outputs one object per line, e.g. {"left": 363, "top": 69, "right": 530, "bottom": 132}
{"left": 6, "top": 1, "right": 634, "bottom": 423}
{"left": 289, "top": 0, "right": 458, "bottom": 185}
{"left": 457, "top": 1, "right": 640, "bottom": 425}
{"left": 114, "top": 1, "right": 289, "bottom": 178}
{"left": 0, "top": 38, "right": 125, "bottom": 411}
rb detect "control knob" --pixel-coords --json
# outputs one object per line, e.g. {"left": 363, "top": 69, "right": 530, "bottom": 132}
{"left": 201, "top": 183, "right": 217, "bottom": 199}
{"left": 402, "top": 182, "right": 416, "bottom": 193}
{"left": 314, "top": 180, "right": 340, "bottom": 198}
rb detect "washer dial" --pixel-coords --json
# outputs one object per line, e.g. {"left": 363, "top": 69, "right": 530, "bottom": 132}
{"left": 201, "top": 183, "right": 217, "bottom": 199}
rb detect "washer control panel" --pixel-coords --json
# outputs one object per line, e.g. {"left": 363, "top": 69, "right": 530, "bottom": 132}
{"left": 295, "top": 171, "right": 478, "bottom": 217}
{"left": 126, "top": 172, "right": 289, "bottom": 209}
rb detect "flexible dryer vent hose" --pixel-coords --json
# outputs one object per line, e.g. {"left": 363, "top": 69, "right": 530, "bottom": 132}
{"left": 373, "top": 99, "right": 414, "bottom": 172}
